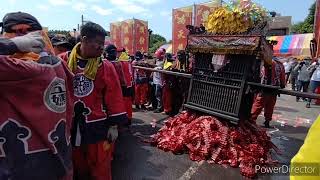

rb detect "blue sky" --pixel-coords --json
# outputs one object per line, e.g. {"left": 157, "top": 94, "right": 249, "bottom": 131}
{"left": 0, "top": 0, "right": 315, "bottom": 40}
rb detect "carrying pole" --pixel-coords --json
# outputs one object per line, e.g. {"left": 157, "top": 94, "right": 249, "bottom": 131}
{"left": 133, "top": 65, "right": 320, "bottom": 100}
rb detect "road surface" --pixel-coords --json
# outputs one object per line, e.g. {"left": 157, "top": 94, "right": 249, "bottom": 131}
{"left": 112, "top": 94, "right": 319, "bottom": 180}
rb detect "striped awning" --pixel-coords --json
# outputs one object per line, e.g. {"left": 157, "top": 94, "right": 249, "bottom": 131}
{"left": 267, "top": 33, "right": 313, "bottom": 58}
{"left": 158, "top": 43, "right": 172, "bottom": 54}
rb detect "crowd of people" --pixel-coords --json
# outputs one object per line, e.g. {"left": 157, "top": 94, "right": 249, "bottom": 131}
{"left": 49, "top": 27, "right": 193, "bottom": 118}
{"left": 0, "top": 10, "right": 320, "bottom": 180}
{"left": 0, "top": 11, "right": 194, "bottom": 180}
{"left": 131, "top": 48, "right": 192, "bottom": 117}
{"left": 283, "top": 58, "right": 320, "bottom": 108}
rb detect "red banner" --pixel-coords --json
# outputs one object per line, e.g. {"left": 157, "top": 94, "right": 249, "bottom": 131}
{"left": 172, "top": 6, "right": 193, "bottom": 55}
{"left": 121, "top": 20, "right": 134, "bottom": 55}
{"left": 133, "top": 19, "right": 149, "bottom": 53}
{"left": 194, "top": 1, "right": 220, "bottom": 26}
{"left": 110, "top": 22, "right": 122, "bottom": 48}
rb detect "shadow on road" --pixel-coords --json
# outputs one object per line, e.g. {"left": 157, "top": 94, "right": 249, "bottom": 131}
{"left": 274, "top": 106, "right": 299, "bottom": 113}
{"left": 112, "top": 119, "right": 166, "bottom": 180}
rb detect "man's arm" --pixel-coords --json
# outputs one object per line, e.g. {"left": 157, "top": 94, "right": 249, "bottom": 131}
{"left": 0, "top": 32, "right": 44, "bottom": 55}
{"left": 0, "top": 38, "right": 18, "bottom": 55}
{"left": 103, "top": 61, "right": 128, "bottom": 126}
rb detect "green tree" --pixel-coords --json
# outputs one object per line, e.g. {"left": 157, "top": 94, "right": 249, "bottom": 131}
{"left": 291, "top": 2, "right": 315, "bottom": 34}
{"left": 149, "top": 33, "right": 167, "bottom": 53}
{"left": 48, "top": 30, "right": 70, "bottom": 36}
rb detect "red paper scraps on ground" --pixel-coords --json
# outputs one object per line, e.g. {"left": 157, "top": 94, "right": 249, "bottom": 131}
{"left": 150, "top": 111, "right": 278, "bottom": 178}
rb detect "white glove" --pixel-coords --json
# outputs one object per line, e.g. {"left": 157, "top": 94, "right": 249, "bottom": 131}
{"left": 11, "top": 31, "right": 45, "bottom": 53}
{"left": 107, "top": 126, "right": 118, "bottom": 143}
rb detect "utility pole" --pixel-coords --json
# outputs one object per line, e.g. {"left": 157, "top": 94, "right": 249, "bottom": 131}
{"left": 81, "top": 15, "right": 84, "bottom": 27}
{"left": 73, "top": 28, "right": 77, "bottom": 38}
{"left": 148, "top": 29, "right": 153, "bottom": 49}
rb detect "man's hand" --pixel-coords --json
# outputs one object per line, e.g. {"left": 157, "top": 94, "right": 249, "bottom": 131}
{"left": 107, "top": 125, "right": 118, "bottom": 143}
{"left": 11, "top": 31, "right": 45, "bottom": 53}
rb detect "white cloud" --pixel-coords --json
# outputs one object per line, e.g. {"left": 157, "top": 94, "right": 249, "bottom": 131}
{"left": 109, "top": 0, "right": 155, "bottom": 14}
{"left": 73, "top": 2, "right": 87, "bottom": 11}
{"left": 133, "top": 0, "right": 160, "bottom": 5}
{"left": 85, "top": 0, "right": 102, "bottom": 2}
{"left": 9, "top": 0, "right": 16, "bottom": 5}
{"left": 48, "top": 0, "right": 70, "bottom": 6}
{"left": 160, "top": 10, "right": 171, "bottom": 17}
{"left": 117, "top": 17, "right": 125, "bottom": 21}
{"left": 109, "top": 0, "right": 127, "bottom": 6}
{"left": 142, "top": 12, "right": 153, "bottom": 19}
{"left": 37, "top": 4, "right": 50, "bottom": 11}
{"left": 91, "top": 5, "right": 112, "bottom": 16}
{"left": 123, "top": 4, "right": 147, "bottom": 14}
{"left": 159, "top": 10, "right": 171, "bottom": 21}
{"left": 109, "top": 0, "right": 159, "bottom": 6}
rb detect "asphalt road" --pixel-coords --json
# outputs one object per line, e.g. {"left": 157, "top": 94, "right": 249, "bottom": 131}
{"left": 112, "top": 94, "right": 319, "bottom": 180}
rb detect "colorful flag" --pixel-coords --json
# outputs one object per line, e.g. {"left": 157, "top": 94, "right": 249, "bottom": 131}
{"left": 110, "top": 22, "right": 122, "bottom": 48}
{"left": 133, "top": 19, "right": 149, "bottom": 53}
{"left": 172, "top": 6, "right": 193, "bottom": 54}
{"left": 121, "top": 20, "right": 134, "bottom": 55}
{"left": 194, "top": 1, "right": 221, "bottom": 26}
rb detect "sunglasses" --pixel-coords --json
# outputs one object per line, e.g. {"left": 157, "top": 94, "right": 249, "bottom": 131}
{"left": 7, "top": 24, "right": 33, "bottom": 35}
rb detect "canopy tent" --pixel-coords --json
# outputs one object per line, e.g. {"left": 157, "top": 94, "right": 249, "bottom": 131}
{"left": 158, "top": 43, "right": 172, "bottom": 54}
{"left": 267, "top": 33, "right": 313, "bottom": 58}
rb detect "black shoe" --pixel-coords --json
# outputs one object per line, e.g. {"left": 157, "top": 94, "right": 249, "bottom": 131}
{"left": 135, "top": 105, "right": 140, "bottom": 109}
{"left": 147, "top": 106, "right": 156, "bottom": 111}
{"left": 306, "top": 103, "right": 311, "bottom": 108}
{"left": 264, "top": 120, "right": 270, "bottom": 128}
{"left": 169, "top": 113, "right": 176, "bottom": 117}
{"left": 141, "top": 105, "right": 146, "bottom": 110}
{"left": 154, "top": 109, "right": 163, "bottom": 113}
{"left": 296, "top": 98, "right": 299, "bottom": 102}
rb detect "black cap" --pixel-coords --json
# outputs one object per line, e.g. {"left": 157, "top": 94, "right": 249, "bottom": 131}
{"left": 2, "top": 12, "right": 42, "bottom": 33}
{"left": 135, "top": 51, "right": 143, "bottom": 60}
{"left": 177, "top": 50, "right": 186, "bottom": 56}
{"left": 51, "top": 35, "right": 72, "bottom": 49}
{"left": 166, "top": 53, "right": 173, "bottom": 60}
{"left": 105, "top": 44, "right": 117, "bottom": 53}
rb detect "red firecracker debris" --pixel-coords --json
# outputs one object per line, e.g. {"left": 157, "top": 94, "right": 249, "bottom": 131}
{"left": 150, "top": 111, "right": 278, "bottom": 178}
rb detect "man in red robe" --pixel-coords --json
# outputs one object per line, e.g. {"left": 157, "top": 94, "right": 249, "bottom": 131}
{"left": 117, "top": 48, "right": 134, "bottom": 125}
{"left": 0, "top": 12, "right": 74, "bottom": 180}
{"left": 251, "top": 57, "right": 286, "bottom": 128}
{"left": 133, "top": 51, "right": 148, "bottom": 110}
{"left": 60, "top": 22, "right": 127, "bottom": 180}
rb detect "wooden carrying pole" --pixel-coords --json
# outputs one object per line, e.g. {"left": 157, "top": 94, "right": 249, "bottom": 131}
{"left": 133, "top": 66, "right": 320, "bottom": 100}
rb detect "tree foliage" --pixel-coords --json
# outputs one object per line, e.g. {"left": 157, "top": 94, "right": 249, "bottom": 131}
{"left": 149, "top": 33, "right": 167, "bottom": 53}
{"left": 291, "top": 2, "right": 315, "bottom": 34}
{"left": 48, "top": 30, "right": 70, "bottom": 36}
